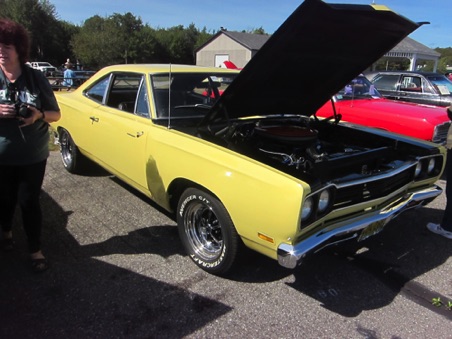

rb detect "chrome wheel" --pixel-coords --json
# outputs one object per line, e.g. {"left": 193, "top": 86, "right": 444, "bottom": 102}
{"left": 177, "top": 188, "right": 240, "bottom": 275}
{"left": 58, "top": 129, "right": 86, "bottom": 174}
{"left": 183, "top": 201, "right": 223, "bottom": 261}
{"left": 59, "top": 129, "right": 74, "bottom": 170}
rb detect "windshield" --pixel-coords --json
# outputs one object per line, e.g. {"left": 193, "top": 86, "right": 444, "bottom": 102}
{"left": 427, "top": 75, "right": 452, "bottom": 95}
{"left": 151, "top": 73, "right": 237, "bottom": 119}
{"left": 335, "top": 76, "right": 381, "bottom": 101}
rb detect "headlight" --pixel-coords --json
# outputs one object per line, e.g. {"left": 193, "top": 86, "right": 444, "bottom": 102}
{"left": 318, "top": 189, "right": 330, "bottom": 213}
{"left": 427, "top": 158, "right": 435, "bottom": 174}
{"left": 301, "top": 197, "right": 313, "bottom": 221}
{"left": 415, "top": 162, "right": 423, "bottom": 177}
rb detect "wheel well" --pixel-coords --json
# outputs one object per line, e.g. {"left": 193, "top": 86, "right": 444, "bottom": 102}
{"left": 167, "top": 178, "right": 217, "bottom": 211}
{"left": 56, "top": 126, "right": 66, "bottom": 136}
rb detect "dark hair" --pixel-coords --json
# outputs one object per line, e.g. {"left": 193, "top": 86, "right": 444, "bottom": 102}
{"left": 0, "top": 19, "right": 30, "bottom": 64}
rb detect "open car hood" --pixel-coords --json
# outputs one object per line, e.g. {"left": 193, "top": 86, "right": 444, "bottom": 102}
{"left": 201, "top": 0, "right": 419, "bottom": 126}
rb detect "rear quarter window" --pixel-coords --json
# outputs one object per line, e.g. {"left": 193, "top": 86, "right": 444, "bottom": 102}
{"left": 372, "top": 74, "right": 399, "bottom": 91}
{"left": 85, "top": 76, "right": 110, "bottom": 103}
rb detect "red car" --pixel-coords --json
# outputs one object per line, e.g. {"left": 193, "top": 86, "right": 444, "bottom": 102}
{"left": 316, "top": 75, "right": 450, "bottom": 144}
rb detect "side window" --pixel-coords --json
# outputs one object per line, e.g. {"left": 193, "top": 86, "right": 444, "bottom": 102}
{"left": 84, "top": 76, "right": 110, "bottom": 103}
{"left": 372, "top": 74, "right": 399, "bottom": 91}
{"left": 421, "top": 79, "right": 435, "bottom": 94}
{"left": 136, "top": 80, "right": 150, "bottom": 118}
{"left": 400, "top": 76, "right": 422, "bottom": 92}
{"left": 105, "top": 73, "right": 143, "bottom": 113}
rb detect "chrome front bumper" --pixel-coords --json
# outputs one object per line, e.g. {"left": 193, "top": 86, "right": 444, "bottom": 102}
{"left": 277, "top": 185, "right": 442, "bottom": 269}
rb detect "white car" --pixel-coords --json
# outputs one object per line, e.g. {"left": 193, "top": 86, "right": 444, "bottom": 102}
{"left": 29, "top": 61, "right": 57, "bottom": 75}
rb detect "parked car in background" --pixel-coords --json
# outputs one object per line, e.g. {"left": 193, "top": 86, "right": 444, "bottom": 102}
{"left": 367, "top": 71, "right": 452, "bottom": 107}
{"left": 51, "top": 0, "right": 445, "bottom": 275}
{"left": 29, "top": 61, "right": 57, "bottom": 76}
{"left": 316, "top": 75, "right": 450, "bottom": 144}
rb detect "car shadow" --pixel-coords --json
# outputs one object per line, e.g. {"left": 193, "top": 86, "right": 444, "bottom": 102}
{"left": 73, "top": 153, "right": 452, "bottom": 294}
{"left": 75, "top": 168, "right": 452, "bottom": 301}
{"left": 0, "top": 191, "right": 232, "bottom": 338}
{"left": 75, "top": 179, "right": 293, "bottom": 283}
{"left": 285, "top": 206, "right": 452, "bottom": 318}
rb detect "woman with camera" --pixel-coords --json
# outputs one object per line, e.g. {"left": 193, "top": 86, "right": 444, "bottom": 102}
{"left": 0, "top": 19, "right": 61, "bottom": 272}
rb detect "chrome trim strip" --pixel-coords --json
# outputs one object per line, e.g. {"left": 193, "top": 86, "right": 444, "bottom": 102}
{"left": 278, "top": 185, "right": 442, "bottom": 269}
{"left": 331, "top": 180, "right": 411, "bottom": 213}
{"left": 332, "top": 161, "right": 416, "bottom": 189}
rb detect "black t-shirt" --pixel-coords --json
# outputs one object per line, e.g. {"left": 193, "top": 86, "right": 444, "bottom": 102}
{"left": 0, "top": 65, "right": 60, "bottom": 165}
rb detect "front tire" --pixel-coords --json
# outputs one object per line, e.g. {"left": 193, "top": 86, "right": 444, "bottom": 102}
{"left": 177, "top": 188, "right": 240, "bottom": 275}
{"left": 59, "top": 128, "right": 87, "bottom": 174}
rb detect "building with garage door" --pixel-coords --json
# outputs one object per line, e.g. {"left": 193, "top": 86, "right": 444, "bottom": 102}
{"left": 196, "top": 30, "right": 440, "bottom": 72}
{"left": 195, "top": 30, "right": 270, "bottom": 69}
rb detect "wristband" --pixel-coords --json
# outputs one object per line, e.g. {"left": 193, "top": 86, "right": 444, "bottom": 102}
{"left": 40, "top": 109, "right": 45, "bottom": 120}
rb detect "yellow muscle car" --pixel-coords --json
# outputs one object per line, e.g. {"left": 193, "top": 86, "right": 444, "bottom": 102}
{"left": 52, "top": 0, "right": 446, "bottom": 275}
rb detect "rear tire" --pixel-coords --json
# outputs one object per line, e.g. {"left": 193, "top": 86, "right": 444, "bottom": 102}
{"left": 177, "top": 188, "right": 240, "bottom": 275}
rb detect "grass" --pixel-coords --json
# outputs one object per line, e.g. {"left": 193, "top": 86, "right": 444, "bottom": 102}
{"left": 432, "top": 297, "right": 452, "bottom": 311}
{"left": 48, "top": 126, "right": 59, "bottom": 151}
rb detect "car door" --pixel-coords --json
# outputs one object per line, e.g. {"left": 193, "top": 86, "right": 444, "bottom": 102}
{"left": 87, "top": 72, "right": 152, "bottom": 193}
{"left": 398, "top": 74, "right": 440, "bottom": 106}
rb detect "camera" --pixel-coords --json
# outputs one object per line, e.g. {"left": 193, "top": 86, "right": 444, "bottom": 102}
{"left": 14, "top": 101, "right": 32, "bottom": 118}
{"left": 7, "top": 83, "right": 32, "bottom": 118}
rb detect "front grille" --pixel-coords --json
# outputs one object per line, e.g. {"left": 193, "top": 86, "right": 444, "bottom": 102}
{"left": 433, "top": 121, "right": 451, "bottom": 144}
{"left": 333, "top": 165, "right": 415, "bottom": 208}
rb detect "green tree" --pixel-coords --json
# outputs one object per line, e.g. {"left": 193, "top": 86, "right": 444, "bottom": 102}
{"left": 71, "top": 13, "right": 168, "bottom": 68}
{"left": 194, "top": 26, "right": 213, "bottom": 51}
{"left": 435, "top": 47, "right": 452, "bottom": 73}
{"left": 71, "top": 15, "right": 124, "bottom": 68}
{"left": 109, "top": 13, "right": 143, "bottom": 64}
{"left": 134, "top": 25, "right": 166, "bottom": 63}
{"left": 57, "top": 21, "right": 80, "bottom": 66}
{"left": 155, "top": 23, "right": 209, "bottom": 64}
{"left": 242, "top": 27, "right": 267, "bottom": 35}
{"left": 0, "top": 0, "right": 70, "bottom": 64}
{"left": 373, "top": 57, "right": 410, "bottom": 71}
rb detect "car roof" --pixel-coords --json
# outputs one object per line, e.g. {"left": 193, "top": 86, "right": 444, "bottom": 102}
{"left": 79, "top": 64, "right": 239, "bottom": 89}
{"left": 370, "top": 70, "right": 445, "bottom": 77}
{"left": 96, "top": 64, "right": 239, "bottom": 75}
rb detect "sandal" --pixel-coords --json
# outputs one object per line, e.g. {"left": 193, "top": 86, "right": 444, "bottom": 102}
{"left": 2, "top": 238, "right": 14, "bottom": 252}
{"left": 31, "top": 258, "right": 49, "bottom": 273}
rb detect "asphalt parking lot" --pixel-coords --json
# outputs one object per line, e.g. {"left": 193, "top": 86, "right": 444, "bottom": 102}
{"left": 1, "top": 151, "right": 452, "bottom": 338}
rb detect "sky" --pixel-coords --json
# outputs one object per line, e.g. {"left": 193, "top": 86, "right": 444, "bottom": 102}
{"left": 50, "top": 0, "right": 452, "bottom": 49}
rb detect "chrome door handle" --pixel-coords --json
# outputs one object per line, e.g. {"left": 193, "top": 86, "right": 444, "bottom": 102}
{"left": 127, "top": 131, "right": 144, "bottom": 138}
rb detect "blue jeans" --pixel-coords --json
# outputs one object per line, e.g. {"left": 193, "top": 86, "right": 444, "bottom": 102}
{"left": 0, "top": 160, "right": 46, "bottom": 253}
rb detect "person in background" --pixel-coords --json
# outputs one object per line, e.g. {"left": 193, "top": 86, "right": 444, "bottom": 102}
{"left": 62, "top": 61, "right": 76, "bottom": 91}
{"left": 427, "top": 105, "right": 452, "bottom": 239}
{"left": 0, "top": 19, "right": 61, "bottom": 272}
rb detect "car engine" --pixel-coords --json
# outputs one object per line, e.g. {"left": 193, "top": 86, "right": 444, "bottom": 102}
{"left": 220, "top": 117, "right": 411, "bottom": 183}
